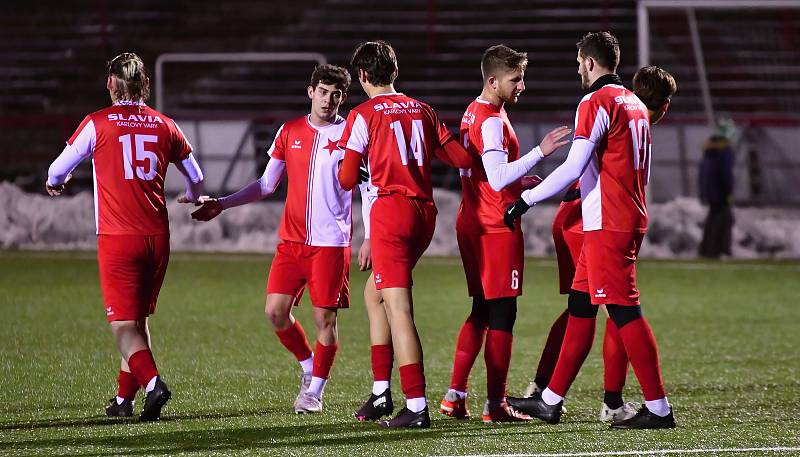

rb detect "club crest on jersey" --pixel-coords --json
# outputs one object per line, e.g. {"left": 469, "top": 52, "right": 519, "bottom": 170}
{"left": 291, "top": 139, "right": 302, "bottom": 149}
{"left": 107, "top": 113, "right": 164, "bottom": 123}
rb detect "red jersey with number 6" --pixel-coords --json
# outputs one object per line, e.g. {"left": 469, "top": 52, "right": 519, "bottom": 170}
{"left": 338, "top": 92, "right": 456, "bottom": 202}
{"left": 575, "top": 84, "right": 651, "bottom": 233}
{"left": 67, "top": 103, "right": 193, "bottom": 235}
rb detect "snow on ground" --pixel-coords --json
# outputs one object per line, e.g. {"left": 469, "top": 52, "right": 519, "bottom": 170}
{"left": 2, "top": 182, "right": 798, "bottom": 259}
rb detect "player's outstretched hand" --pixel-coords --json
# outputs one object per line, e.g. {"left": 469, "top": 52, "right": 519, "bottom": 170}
{"left": 504, "top": 198, "right": 531, "bottom": 231}
{"left": 520, "top": 174, "right": 543, "bottom": 190}
{"left": 45, "top": 173, "right": 72, "bottom": 197}
{"left": 538, "top": 126, "right": 572, "bottom": 156}
{"left": 191, "top": 198, "right": 223, "bottom": 222}
{"left": 358, "top": 239, "right": 372, "bottom": 271}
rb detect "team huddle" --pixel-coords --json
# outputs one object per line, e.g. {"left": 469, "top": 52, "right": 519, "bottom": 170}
{"left": 46, "top": 31, "right": 678, "bottom": 430}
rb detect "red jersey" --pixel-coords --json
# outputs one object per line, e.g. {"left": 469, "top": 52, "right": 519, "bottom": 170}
{"left": 268, "top": 115, "right": 352, "bottom": 247}
{"left": 456, "top": 98, "right": 522, "bottom": 234}
{"left": 67, "top": 102, "right": 192, "bottom": 235}
{"left": 338, "top": 92, "right": 455, "bottom": 202}
{"left": 575, "top": 83, "right": 651, "bottom": 233}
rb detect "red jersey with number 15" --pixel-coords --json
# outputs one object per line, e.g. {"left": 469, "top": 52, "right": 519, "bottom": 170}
{"left": 575, "top": 84, "right": 651, "bottom": 233}
{"left": 338, "top": 92, "right": 456, "bottom": 202}
{"left": 67, "top": 103, "right": 193, "bottom": 235}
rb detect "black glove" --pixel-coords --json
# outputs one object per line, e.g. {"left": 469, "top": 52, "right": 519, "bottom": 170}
{"left": 504, "top": 198, "right": 531, "bottom": 231}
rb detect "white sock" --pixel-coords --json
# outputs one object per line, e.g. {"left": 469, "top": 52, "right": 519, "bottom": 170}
{"left": 406, "top": 396, "right": 427, "bottom": 413}
{"left": 372, "top": 380, "right": 390, "bottom": 395}
{"left": 447, "top": 389, "right": 467, "bottom": 400}
{"left": 645, "top": 398, "right": 671, "bottom": 417}
{"left": 307, "top": 376, "right": 327, "bottom": 398}
{"left": 541, "top": 388, "right": 563, "bottom": 406}
{"left": 116, "top": 396, "right": 127, "bottom": 405}
{"left": 145, "top": 376, "right": 158, "bottom": 393}
{"left": 299, "top": 356, "right": 314, "bottom": 374}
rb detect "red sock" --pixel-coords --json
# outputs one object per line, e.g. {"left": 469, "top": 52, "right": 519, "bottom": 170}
{"left": 603, "top": 318, "right": 629, "bottom": 393}
{"left": 274, "top": 320, "right": 313, "bottom": 362}
{"left": 535, "top": 309, "right": 569, "bottom": 385}
{"left": 312, "top": 341, "right": 338, "bottom": 379}
{"left": 449, "top": 315, "right": 487, "bottom": 391}
{"left": 127, "top": 349, "right": 159, "bottom": 388}
{"left": 617, "top": 317, "right": 666, "bottom": 400}
{"left": 485, "top": 329, "right": 513, "bottom": 400}
{"left": 399, "top": 363, "right": 426, "bottom": 399}
{"left": 117, "top": 370, "right": 139, "bottom": 400}
{"left": 547, "top": 315, "right": 596, "bottom": 397}
{"left": 371, "top": 344, "right": 393, "bottom": 382}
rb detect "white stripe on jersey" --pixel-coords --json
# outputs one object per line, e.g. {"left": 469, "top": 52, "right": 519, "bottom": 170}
{"left": 92, "top": 159, "right": 99, "bottom": 234}
{"left": 580, "top": 106, "right": 610, "bottom": 232}
{"left": 305, "top": 132, "right": 320, "bottom": 245}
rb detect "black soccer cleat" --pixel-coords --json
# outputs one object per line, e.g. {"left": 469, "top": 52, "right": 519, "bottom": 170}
{"left": 105, "top": 397, "right": 134, "bottom": 417}
{"left": 379, "top": 406, "right": 431, "bottom": 429}
{"left": 139, "top": 377, "right": 171, "bottom": 422}
{"left": 355, "top": 389, "right": 394, "bottom": 421}
{"left": 610, "top": 405, "right": 676, "bottom": 430}
{"left": 506, "top": 393, "right": 563, "bottom": 424}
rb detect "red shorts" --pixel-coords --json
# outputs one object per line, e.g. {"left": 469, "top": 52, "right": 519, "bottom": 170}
{"left": 457, "top": 230, "right": 523, "bottom": 299}
{"left": 97, "top": 234, "right": 170, "bottom": 322}
{"left": 370, "top": 194, "right": 437, "bottom": 290}
{"left": 267, "top": 241, "right": 351, "bottom": 308}
{"left": 571, "top": 230, "right": 645, "bottom": 306}
{"left": 552, "top": 200, "right": 584, "bottom": 295}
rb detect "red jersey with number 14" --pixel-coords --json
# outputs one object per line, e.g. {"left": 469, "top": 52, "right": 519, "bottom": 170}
{"left": 67, "top": 103, "right": 193, "bottom": 235}
{"left": 575, "top": 84, "right": 651, "bottom": 233}
{"left": 338, "top": 92, "right": 455, "bottom": 202}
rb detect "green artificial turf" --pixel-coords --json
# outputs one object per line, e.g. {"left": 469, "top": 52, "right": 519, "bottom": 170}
{"left": 1, "top": 251, "right": 798, "bottom": 456}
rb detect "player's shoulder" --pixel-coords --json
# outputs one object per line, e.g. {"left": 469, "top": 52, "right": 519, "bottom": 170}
{"left": 282, "top": 115, "right": 311, "bottom": 132}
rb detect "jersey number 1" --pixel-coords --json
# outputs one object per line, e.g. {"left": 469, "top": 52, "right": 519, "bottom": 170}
{"left": 119, "top": 134, "right": 159, "bottom": 180}
{"left": 390, "top": 120, "right": 425, "bottom": 166}
{"left": 628, "top": 119, "right": 650, "bottom": 171}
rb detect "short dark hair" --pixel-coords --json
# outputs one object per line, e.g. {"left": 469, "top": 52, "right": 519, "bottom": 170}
{"left": 350, "top": 40, "right": 398, "bottom": 86}
{"left": 481, "top": 44, "right": 528, "bottom": 81}
{"left": 310, "top": 64, "right": 351, "bottom": 92}
{"left": 633, "top": 65, "right": 677, "bottom": 111}
{"left": 576, "top": 32, "right": 620, "bottom": 71}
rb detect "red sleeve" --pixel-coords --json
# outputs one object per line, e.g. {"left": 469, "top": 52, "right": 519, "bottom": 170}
{"left": 338, "top": 149, "right": 361, "bottom": 191}
{"left": 573, "top": 96, "right": 609, "bottom": 143}
{"left": 67, "top": 115, "right": 92, "bottom": 145}
{"left": 268, "top": 123, "right": 288, "bottom": 160}
{"left": 432, "top": 110, "right": 456, "bottom": 147}
{"left": 435, "top": 141, "right": 474, "bottom": 169}
{"left": 169, "top": 119, "right": 193, "bottom": 163}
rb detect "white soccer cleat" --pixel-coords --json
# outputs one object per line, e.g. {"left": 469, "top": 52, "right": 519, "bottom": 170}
{"left": 523, "top": 381, "right": 542, "bottom": 398}
{"left": 294, "top": 392, "right": 323, "bottom": 414}
{"left": 599, "top": 401, "right": 640, "bottom": 422}
{"left": 294, "top": 372, "right": 312, "bottom": 405}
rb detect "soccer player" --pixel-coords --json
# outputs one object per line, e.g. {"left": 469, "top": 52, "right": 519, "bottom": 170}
{"left": 504, "top": 32, "right": 677, "bottom": 429}
{"left": 438, "top": 44, "right": 571, "bottom": 423}
{"left": 45, "top": 52, "right": 205, "bottom": 421}
{"left": 338, "top": 40, "right": 474, "bottom": 428}
{"left": 190, "top": 64, "right": 367, "bottom": 414}
{"left": 522, "top": 65, "right": 677, "bottom": 424}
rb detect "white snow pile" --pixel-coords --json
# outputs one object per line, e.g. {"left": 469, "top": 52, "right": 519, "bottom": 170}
{"left": 2, "top": 182, "right": 799, "bottom": 259}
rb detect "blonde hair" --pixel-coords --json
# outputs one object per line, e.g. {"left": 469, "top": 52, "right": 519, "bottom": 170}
{"left": 107, "top": 53, "right": 150, "bottom": 102}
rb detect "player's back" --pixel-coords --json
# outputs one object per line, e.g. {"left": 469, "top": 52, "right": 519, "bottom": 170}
{"left": 81, "top": 103, "right": 192, "bottom": 235}
{"left": 457, "top": 98, "right": 522, "bottom": 233}
{"left": 340, "top": 93, "right": 454, "bottom": 202}
{"left": 576, "top": 84, "right": 651, "bottom": 232}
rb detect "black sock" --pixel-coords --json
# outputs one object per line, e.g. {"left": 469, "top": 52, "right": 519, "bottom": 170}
{"left": 534, "top": 376, "right": 550, "bottom": 389}
{"left": 604, "top": 391, "right": 624, "bottom": 410}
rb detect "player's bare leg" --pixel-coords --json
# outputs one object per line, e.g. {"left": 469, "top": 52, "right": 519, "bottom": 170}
{"left": 265, "top": 293, "right": 315, "bottom": 412}
{"left": 378, "top": 287, "right": 430, "bottom": 428}
{"left": 355, "top": 273, "right": 394, "bottom": 421}
{"left": 294, "top": 307, "right": 339, "bottom": 413}
{"left": 109, "top": 317, "right": 170, "bottom": 421}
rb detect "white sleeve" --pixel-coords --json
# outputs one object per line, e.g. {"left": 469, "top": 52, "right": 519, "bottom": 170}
{"left": 47, "top": 120, "right": 96, "bottom": 186}
{"left": 345, "top": 113, "right": 369, "bottom": 154}
{"left": 521, "top": 138, "right": 595, "bottom": 206}
{"left": 358, "top": 182, "right": 377, "bottom": 239}
{"left": 218, "top": 158, "right": 286, "bottom": 209}
{"left": 482, "top": 148, "right": 544, "bottom": 192}
{"left": 174, "top": 153, "right": 205, "bottom": 202}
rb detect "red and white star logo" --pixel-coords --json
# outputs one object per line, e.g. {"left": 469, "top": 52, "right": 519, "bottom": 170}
{"left": 323, "top": 138, "right": 341, "bottom": 155}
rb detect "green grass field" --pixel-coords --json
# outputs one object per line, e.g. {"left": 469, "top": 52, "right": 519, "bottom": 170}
{"left": 1, "top": 251, "right": 799, "bottom": 456}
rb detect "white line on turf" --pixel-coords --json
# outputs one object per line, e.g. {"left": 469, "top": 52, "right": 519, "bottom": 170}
{"left": 431, "top": 447, "right": 800, "bottom": 457}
